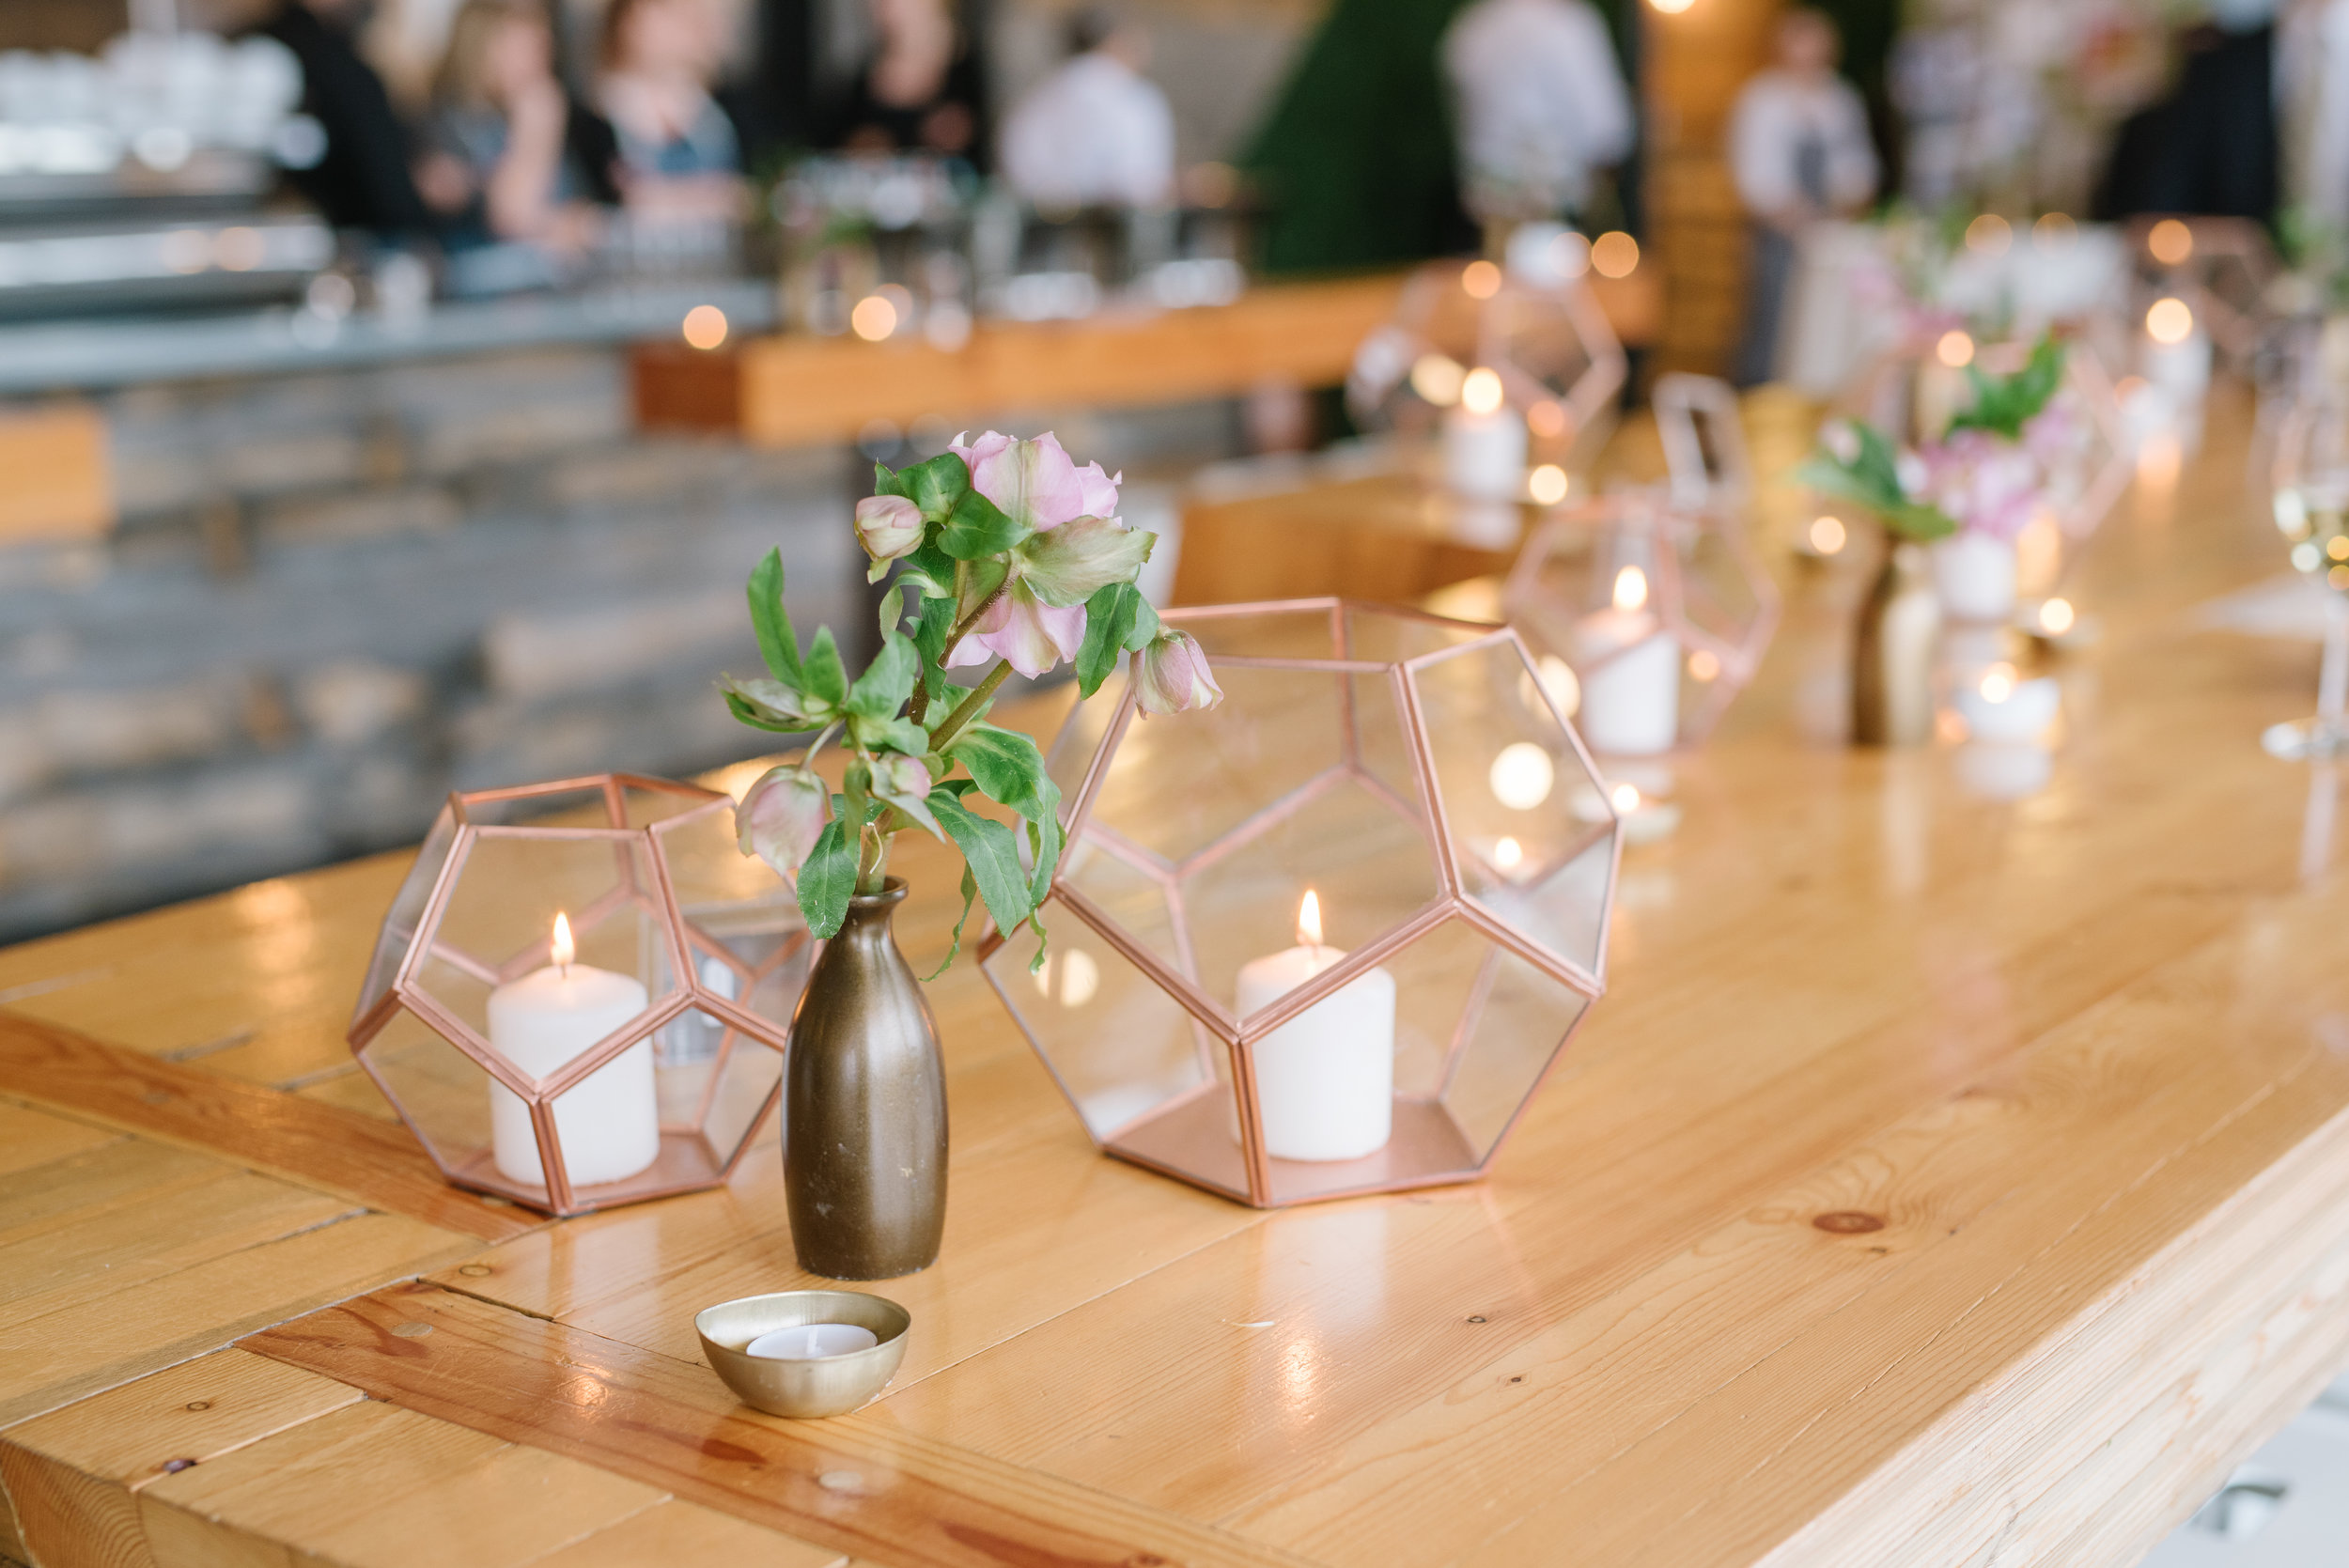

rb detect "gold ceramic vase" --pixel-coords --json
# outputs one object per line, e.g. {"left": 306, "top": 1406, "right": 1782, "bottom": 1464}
{"left": 784, "top": 878, "right": 948, "bottom": 1279}
{"left": 1852, "top": 539, "right": 1940, "bottom": 746}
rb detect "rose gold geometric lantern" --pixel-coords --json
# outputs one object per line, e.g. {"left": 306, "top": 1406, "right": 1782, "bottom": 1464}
{"left": 1346, "top": 255, "right": 1627, "bottom": 472}
{"left": 348, "top": 773, "right": 809, "bottom": 1218}
{"left": 1504, "top": 490, "right": 1779, "bottom": 755}
{"left": 980, "top": 599, "right": 1617, "bottom": 1208}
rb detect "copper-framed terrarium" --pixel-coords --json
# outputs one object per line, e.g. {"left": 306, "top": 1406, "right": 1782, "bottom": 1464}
{"left": 979, "top": 598, "right": 1619, "bottom": 1208}
{"left": 348, "top": 773, "right": 810, "bottom": 1218}
{"left": 1503, "top": 490, "right": 1779, "bottom": 757}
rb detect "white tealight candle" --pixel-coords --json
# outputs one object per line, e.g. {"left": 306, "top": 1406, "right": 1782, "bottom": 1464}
{"left": 1953, "top": 662, "right": 2060, "bottom": 744}
{"left": 487, "top": 913, "right": 660, "bottom": 1189}
{"left": 1573, "top": 565, "right": 1679, "bottom": 755}
{"left": 1234, "top": 891, "right": 1395, "bottom": 1163}
{"left": 1442, "top": 366, "right": 1528, "bottom": 502}
{"left": 745, "top": 1323, "right": 879, "bottom": 1359}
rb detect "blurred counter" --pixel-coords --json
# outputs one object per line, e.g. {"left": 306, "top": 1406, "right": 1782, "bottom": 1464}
{"left": 0, "top": 278, "right": 777, "bottom": 395}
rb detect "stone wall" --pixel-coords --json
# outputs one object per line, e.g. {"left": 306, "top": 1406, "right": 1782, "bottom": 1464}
{"left": 0, "top": 345, "right": 863, "bottom": 942}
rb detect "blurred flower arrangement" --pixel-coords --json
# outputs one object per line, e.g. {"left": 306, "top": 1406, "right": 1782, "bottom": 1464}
{"left": 1802, "top": 334, "right": 2074, "bottom": 540}
{"left": 722, "top": 432, "right": 1220, "bottom": 963}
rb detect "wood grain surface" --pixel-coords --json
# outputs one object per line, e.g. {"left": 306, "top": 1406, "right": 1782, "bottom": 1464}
{"left": 4, "top": 387, "right": 2347, "bottom": 1568}
{"left": 634, "top": 272, "right": 1664, "bottom": 449}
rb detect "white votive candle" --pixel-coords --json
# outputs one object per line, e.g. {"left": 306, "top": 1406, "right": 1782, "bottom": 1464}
{"left": 487, "top": 913, "right": 660, "bottom": 1189}
{"left": 1953, "top": 662, "right": 2060, "bottom": 744}
{"left": 1234, "top": 891, "right": 1395, "bottom": 1163}
{"left": 745, "top": 1323, "right": 879, "bottom": 1358}
{"left": 1573, "top": 565, "right": 1679, "bottom": 755}
{"left": 1442, "top": 366, "right": 1528, "bottom": 502}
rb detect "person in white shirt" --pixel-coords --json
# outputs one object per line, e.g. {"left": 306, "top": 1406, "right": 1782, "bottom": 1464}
{"left": 1000, "top": 8, "right": 1176, "bottom": 210}
{"left": 1442, "top": 0, "right": 1635, "bottom": 225}
{"left": 1729, "top": 8, "right": 1878, "bottom": 385}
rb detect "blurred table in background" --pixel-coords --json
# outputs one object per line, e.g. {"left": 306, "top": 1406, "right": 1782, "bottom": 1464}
{"left": 633, "top": 271, "right": 1666, "bottom": 449}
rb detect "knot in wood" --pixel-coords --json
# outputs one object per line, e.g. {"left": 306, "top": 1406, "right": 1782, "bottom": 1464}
{"left": 1812, "top": 1211, "right": 1886, "bottom": 1234}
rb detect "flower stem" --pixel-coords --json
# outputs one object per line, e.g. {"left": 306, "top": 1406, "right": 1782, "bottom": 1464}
{"left": 929, "top": 660, "right": 1015, "bottom": 753}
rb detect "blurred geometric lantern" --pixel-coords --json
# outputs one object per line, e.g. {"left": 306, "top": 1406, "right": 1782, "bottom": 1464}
{"left": 1654, "top": 371, "right": 1755, "bottom": 512}
{"left": 348, "top": 774, "right": 810, "bottom": 1218}
{"left": 2129, "top": 214, "right": 2276, "bottom": 365}
{"left": 1504, "top": 491, "right": 1779, "bottom": 755}
{"left": 1347, "top": 241, "right": 1627, "bottom": 489}
{"left": 1838, "top": 335, "right": 2132, "bottom": 596}
{"left": 981, "top": 599, "right": 1618, "bottom": 1208}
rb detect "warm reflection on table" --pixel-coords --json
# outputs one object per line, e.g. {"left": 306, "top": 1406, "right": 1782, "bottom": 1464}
{"left": 3, "top": 386, "right": 2348, "bottom": 1568}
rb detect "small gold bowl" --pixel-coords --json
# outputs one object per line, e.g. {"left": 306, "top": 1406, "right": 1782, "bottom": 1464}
{"left": 694, "top": 1289, "right": 910, "bottom": 1419}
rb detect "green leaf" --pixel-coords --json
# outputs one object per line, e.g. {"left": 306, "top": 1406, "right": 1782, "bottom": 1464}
{"left": 802, "top": 628, "right": 848, "bottom": 708}
{"left": 901, "top": 452, "right": 971, "bottom": 520}
{"left": 911, "top": 589, "right": 957, "bottom": 666}
{"left": 929, "top": 791, "right": 1033, "bottom": 939}
{"left": 955, "top": 556, "right": 1011, "bottom": 628}
{"left": 1026, "top": 805, "right": 1062, "bottom": 909}
{"left": 850, "top": 713, "right": 932, "bottom": 755}
{"left": 795, "top": 819, "right": 856, "bottom": 938}
{"left": 846, "top": 634, "right": 918, "bottom": 720}
{"left": 945, "top": 722, "right": 1056, "bottom": 820}
{"left": 920, "top": 865, "right": 982, "bottom": 983}
{"left": 1947, "top": 333, "right": 2066, "bottom": 442}
{"left": 1076, "top": 582, "right": 1144, "bottom": 697}
{"left": 871, "top": 460, "right": 912, "bottom": 500}
{"left": 938, "top": 488, "right": 1031, "bottom": 560}
{"left": 721, "top": 675, "right": 827, "bottom": 733}
{"left": 747, "top": 549, "right": 801, "bottom": 684}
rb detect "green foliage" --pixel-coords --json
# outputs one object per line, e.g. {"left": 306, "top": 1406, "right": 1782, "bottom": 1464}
{"left": 1947, "top": 333, "right": 2066, "bottom": 441}
{"left": 1797, "top": 421, "right": 1957, "bottom": 542}
{"left": 747, "top": 549, "right": 801, "bottom": 684}
{"left": 1074, "top": 582, "right": 1160, "bottom": 697}
{"left": 928, "top": 791, "right": 1034, "bottom": 943}
{"left": 796, "top": 819, "right": 857, "bottom": 938}
{"left": 938, "top": 489, "right": 1030, "bottom": 559}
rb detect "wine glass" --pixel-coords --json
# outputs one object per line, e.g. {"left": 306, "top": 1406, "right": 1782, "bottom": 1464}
{"left": 2265, "top": 396, "right": 2349, "bottom": 757}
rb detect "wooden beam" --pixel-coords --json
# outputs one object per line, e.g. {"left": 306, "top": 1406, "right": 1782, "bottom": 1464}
{"left": 241, "top": 1283, "right": 1322, "bottom": 1568}
{"left": 0, "top": 1016, "right": 537, "bottom": 1245}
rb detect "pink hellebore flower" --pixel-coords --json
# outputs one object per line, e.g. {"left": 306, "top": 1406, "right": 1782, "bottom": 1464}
{"left": 1921, "top": 429, "right": 2041, "bottom": 538}
{"left": 952, "top": 429, "right": 1121, "bottom": 530}
{"left": 1132, "top": 629, "right": 1223, "bottom": 717}
{"left": 736, "top": 765, "right": 829, "bottom": 879}
{"left": 855, "top": 494, "right": 924, "bottom": 565}
{"left": 943, "top": 429, "right": 1126, "bottom": 676}
{"left": 945, "top": 578, "right": 1087, "bottom": 678}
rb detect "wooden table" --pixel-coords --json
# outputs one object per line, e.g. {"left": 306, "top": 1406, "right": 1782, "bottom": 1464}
{"left": 631, "top": 271, "right": 1665, "bottom": 449}
{"left": 5, "top": 388, "right": 2348, "bottom": 1568}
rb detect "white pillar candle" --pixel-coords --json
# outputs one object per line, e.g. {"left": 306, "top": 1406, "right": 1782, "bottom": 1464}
{"left": 487, "top": 913, "right": 660, "bottom": 1189}
{"left": 1442, "top": 366, "right": 1527, "bottom": 502}
{"left": 1234, "top": 891, "right": 1394, "bottom": 1163}
{"left": 1572, "top": 565, "right": 1679, "bottom": 755}
{"left": 745, "top": 1323, "right": 879, "bottom": 1358}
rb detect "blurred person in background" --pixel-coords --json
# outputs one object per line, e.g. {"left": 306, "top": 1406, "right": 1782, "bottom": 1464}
{"left": 2096, "top": 0, "right": 2279, "bottom": 220}
{"left": 260, "top": 0, "right": 436, "bottom": 235}
{"left": 1441, "top": 0, "right": 1634, "bottom": 229}
{"left": 416, "top": 0, "right": 615, "bottom": 250}
{"left": 598, "top": 0, "right": 745, "bottom": 221}
{"left": 999, "top": 7, "right": 1174, "bottom": 210}
{"left": 830, "top": 0, "right": 989, "bottom": 166}
{"left": 1729, "top": 7, "right": 1877, "bottom": 385}
{"left": 2281, "top": 0, "right": 2349, "bottom": 228}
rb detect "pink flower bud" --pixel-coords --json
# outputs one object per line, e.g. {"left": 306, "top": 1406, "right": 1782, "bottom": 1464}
{"left": 1132, "top": 629, "right": 1223, "bottom": 716}
{"left": 855, "top": 494, "right": 925, "bottom": 563}
{"left": 736, "top": 765, "right": 829, "bottom": 878}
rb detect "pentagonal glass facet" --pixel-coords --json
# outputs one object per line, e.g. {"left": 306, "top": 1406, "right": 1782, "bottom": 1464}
{"left": 353, "top": 803, "right": 459, "bottom": 1032}
{"left": 350, "top": 773, "right": 799, "bottom": 1219}
{"left": 1410, "top": 637, "right": 1611, "bottom": 981}
{"left": 1002, "top": 600, "right": 1613, "bottom": 1208}
{"left": 648, "top": 799, "right": 812, "bottom": 1042}
{"left": 1505, "top": 492, "right": 1778, "bottom": 753}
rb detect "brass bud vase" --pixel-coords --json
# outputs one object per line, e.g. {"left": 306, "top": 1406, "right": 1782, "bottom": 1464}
{"left": 784, "top": 878, "right": 947, "bottom": 1280}
{"left": 1852, "top": 540, "right": 1940, "bottom": 746}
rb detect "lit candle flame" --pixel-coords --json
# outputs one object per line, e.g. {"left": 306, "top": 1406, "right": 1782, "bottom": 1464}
{"left": 551, "top": 911, "right": 574, "bottom": 972}
{"left": 1297, "top": 889, "right": 1323, "bottom": 950}
{"left": 1612, "top": 565, "right": 1649, "bottom": 613}
{"left": 1461, "top": 366, "right": 1504, "bottom": 417}
{"left": 1493, "top": 835, "right": 1524, "bottom": 869}
{"left": 2040, "top": 597, "right": 2076, "bottom": 635}
{"left": 1980, "top": 663, "right": 2016, "bottom": 704}
{"left": 2146, "top": 297, "right": 2194, "bottom": 346}
{"left": 1610, "top": 782, "right": 1641, "bottom": 813}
